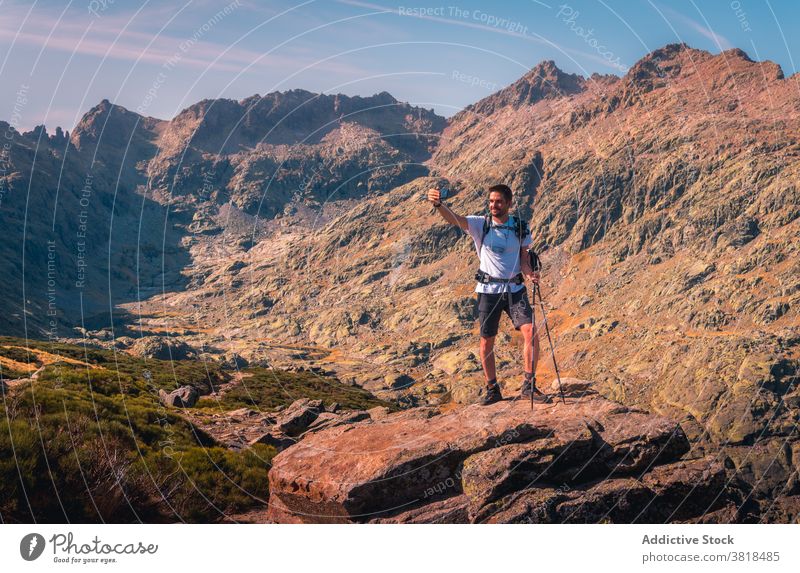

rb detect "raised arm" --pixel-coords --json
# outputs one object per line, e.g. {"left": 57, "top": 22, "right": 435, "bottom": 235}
{"left": 427, "top": 188, "right": 468, "bottom": 231}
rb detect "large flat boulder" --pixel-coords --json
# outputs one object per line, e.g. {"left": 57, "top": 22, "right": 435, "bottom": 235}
{"left": 267, "top": 390, "right": 692, "bottom": 523}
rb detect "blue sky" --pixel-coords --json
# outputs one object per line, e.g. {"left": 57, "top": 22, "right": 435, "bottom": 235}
{"left": 1, "top": 0, "right": 797, "bottom": 131}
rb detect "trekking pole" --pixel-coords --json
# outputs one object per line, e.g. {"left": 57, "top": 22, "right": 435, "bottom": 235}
{"left": 534, "top": 281, "right": 565, "bottom": 404}
{"left": 526, "top": 249, "right": 538, "bottom": 410}
{"left": 530, "top": 280, "right": 536, "bottom": 411}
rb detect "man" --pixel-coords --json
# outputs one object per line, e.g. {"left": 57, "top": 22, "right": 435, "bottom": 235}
{"left": 427, "top": 184, "right": 551, "bottom": 405}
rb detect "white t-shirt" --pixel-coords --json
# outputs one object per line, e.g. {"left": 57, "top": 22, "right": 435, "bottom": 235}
{"left": 465, "top": 215, "right": 532, "bottom": 294}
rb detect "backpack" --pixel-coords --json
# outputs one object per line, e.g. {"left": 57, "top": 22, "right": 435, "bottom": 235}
{"left": 478, "top": 213, "right": 530, "bottom": 252}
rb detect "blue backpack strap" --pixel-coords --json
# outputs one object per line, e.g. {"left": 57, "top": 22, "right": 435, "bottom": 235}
{"left": 516, "top": 216, "right": 530, "bottom": 241}
{"left": 481, "top": 214, "right": 530, "bottom": 248}
{"left": 479, "top": 214, "right": 491, "bottom": 251}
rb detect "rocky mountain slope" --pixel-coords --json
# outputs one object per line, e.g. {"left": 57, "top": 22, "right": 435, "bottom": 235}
{"left": 0, "top": 90, "right": 443, "bottom": 335}
{"left": 1, "top": 43, "right": 799, "bottom": 521}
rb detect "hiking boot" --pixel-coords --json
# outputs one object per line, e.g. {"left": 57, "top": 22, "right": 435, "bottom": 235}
{"left": 520, "top": 374, "right": 552, "bottom": 403}
{"left": 479, "top": 379, "right": 503, "bottom": 405}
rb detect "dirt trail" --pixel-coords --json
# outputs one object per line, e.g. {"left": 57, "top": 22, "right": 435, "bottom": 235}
{"left": 1, "top": 345, "right": 106, "bottom": 390}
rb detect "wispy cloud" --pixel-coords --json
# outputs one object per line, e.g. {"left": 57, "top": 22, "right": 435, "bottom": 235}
{"left": 657, "top": 2, "right": 733, "bottom": 50}
{"left": 0, "top": 2, "right": 367, "bottom": 76}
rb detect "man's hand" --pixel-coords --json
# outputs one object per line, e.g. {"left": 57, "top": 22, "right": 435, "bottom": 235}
{"left": 524, "top": 271, "right": 540, "bottom": 285}
{"left": 429, "top": 189, "right": 468, "bottom": 230}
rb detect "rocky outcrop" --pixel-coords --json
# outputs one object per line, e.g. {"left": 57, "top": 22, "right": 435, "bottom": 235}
{"left": 183, "top": 398, "right": 384, "bottom": 451}
{"left": 274, "top": 398, "right": 323, "bottom": 437}
{"left": 265, "top": 381, "right": 744, "bottom": 523}
{"left": 129, "top": 336, "right": 198, "bottom": 360}
{"left": 158, "top": 386, "right": 199, "bottom": 408}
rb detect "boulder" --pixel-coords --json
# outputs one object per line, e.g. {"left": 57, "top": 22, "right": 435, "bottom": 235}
{"left": 450, "top": 377, "right": 486, "bottom": 404}
{"left": 267, "top": 393, "right": 693, "bottom": 523}
{"left": 684, "top": 502, "right": 743, "bottom": 524}
{"left": 481, "top": 486, "right": 571, "bottom": 523}
{"left": 479, "top": 477, "right": 683, "bottom": 524}
{"left": 158, "top": 386, "right": 198, "bottom": 408}
{"left": 302, "top": 410, "right": 371, "bottom": 435}
{"left": 554, "top": 478, "right": 654, "bottom": 523}
{"left": 366, "top": 406, "right": 390, "bottom": 420}
{"left": 274, "top": 398, "right": 323, "bottom": 437}
{"left": 227, "top": 407, "right": 260, "bottom": 420}
{"left": 370, "top": 494, "right": 470, "bottom": 524}
{"left": 384, "top": 372, "right": 415, "bottom": 390}
{"left": 433, "top": 349, "right": 479, "bottom": 375}
{"left": 460, "top": 409, "right": 691, "bottom": 520}
{"left": 461, "top": 420, "right": 598, "bottom": 517}
{"left": 592, "top": 406, "right": 692, "bottom": 476}
{"left": 129, "top": 336, "right": 197, "bottom": 360}
{"left": 220, "top": 351, "right": 249, "bottom": 369}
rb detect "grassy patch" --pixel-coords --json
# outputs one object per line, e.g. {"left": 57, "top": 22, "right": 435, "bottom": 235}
{"left": 0, "top": 344, "right": 44, "bottom": 366}
{"left": 0, "top": 336, "right": 231, "bottom": 394}
{"left": 195, "top": 367, "right": 396, "bottom": 412}
{"left": 0, "top": 337, "right": 272, "bottom": 523}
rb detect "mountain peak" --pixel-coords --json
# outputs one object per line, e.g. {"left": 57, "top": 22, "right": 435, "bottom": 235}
{"left": 79, "top": 98, "right": 137, "bottom": 122}
{"left": 158, "top": 88, "right": 445, "bottom": 159}
{"left": 69, "top": 98, "right": 163, "bottom": 154}
{"left": 525, "top": 58, "right": 584, "bottom": 91}
{"left": 621, "top": 42, "right": 706, "bottom": 93}
{"left": 621, "top": 42, "right": 784, "bottom": 95}
{"left": 721, "top": 47, "right": 753, "bottom": 62}
{"left": 641, "top": 42, "right": 692, "bottom": 61}
{"left": 371, "top": 90, "right": 398, "bottom": 104}
{"left": 463, "top": 58, "right": 585, "bottom": 116}
{"left": 529, "top": 59, "right": 561, "bottom": 74}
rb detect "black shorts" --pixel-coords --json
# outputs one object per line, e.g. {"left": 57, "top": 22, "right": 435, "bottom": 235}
{"left": 477, "top": 287, "right": 533, "bottom": 338}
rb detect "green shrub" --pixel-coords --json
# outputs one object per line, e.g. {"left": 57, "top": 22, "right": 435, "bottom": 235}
{"left": 0, "top": 338, "right": 273, "bottom": 523}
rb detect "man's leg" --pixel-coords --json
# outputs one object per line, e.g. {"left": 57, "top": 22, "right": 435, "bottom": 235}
{"left": 477, "top": 292, "right": 503, "bottom": 383}
{"left": 519, "top": 323, "right": 540, "bottom": 377}
{"left": 477, "top": 293, "right": 504, "bottom": 405}
{"left": 511, "top": 287, "right": 551, "bottom": 402}
{"left": 479, "top": 335, "right": 497, "bottom": 382}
